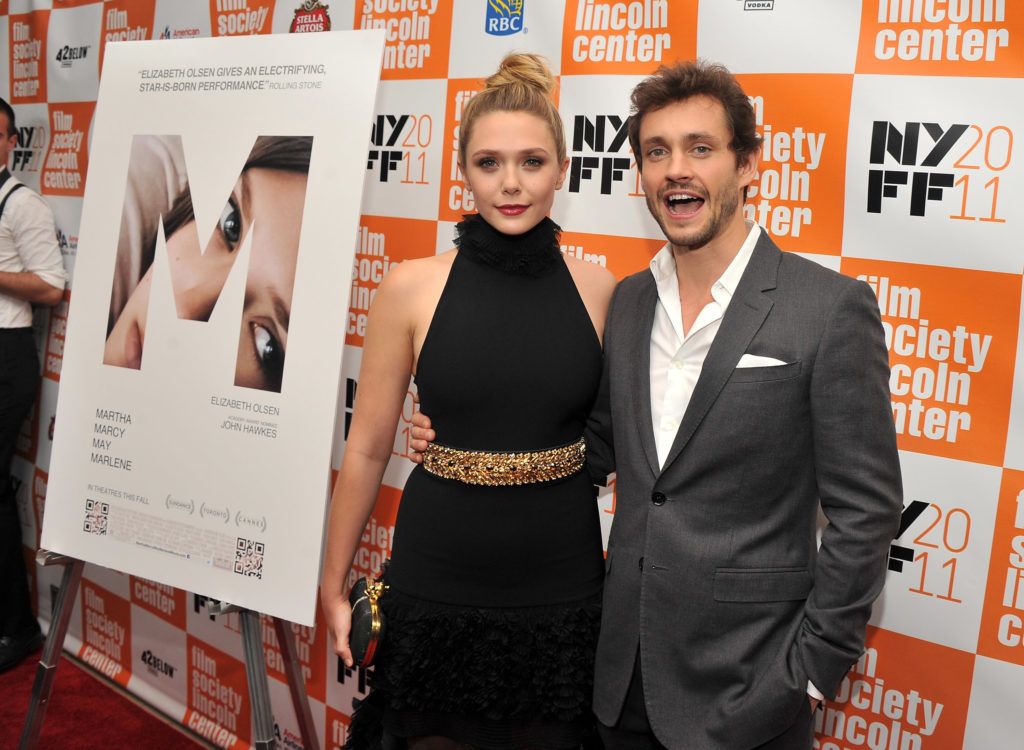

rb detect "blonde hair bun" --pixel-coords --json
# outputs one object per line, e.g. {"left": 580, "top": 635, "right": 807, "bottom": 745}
{"left": 458, "top": 52, "right": 566, "bottom": 165}
{"left": 485, "top": 53, "right": 556, "bottom": 97}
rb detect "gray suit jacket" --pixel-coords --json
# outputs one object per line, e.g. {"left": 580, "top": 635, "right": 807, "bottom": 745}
{"left": 586, "top": 231, "right": 902, "bottom": 749}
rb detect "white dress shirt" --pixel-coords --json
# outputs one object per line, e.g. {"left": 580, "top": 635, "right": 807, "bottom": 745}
{"left": 649, "top": 222, "right": 759, "bottom": 469}
{"left": 647, "top": 220, "right": 825, "bottom": 702}
{"left": 0, "top": 170, "right": 66, "bottom": 328}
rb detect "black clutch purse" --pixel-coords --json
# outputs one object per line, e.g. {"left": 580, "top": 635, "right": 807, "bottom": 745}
{"left": 348, "top": 573, "right": 388, "bottom": 667}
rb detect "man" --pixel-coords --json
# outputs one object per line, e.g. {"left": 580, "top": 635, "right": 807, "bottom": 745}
{"left": 0, "top": 97, "right": 66, "bottom": 672}
{"left": 412, "top": 61, "right": 901, "bottom": 750}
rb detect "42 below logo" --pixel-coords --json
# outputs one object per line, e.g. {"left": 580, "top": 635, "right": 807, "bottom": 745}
{"left": 55, "top": 44, "right": 90, "bottom": 68}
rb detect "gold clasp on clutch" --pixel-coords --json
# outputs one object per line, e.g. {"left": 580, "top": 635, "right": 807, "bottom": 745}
{"left": 366, "top": 579, "right": 388, "bottom": 604}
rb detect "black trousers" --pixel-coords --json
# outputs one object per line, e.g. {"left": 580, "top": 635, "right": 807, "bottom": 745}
{"left": 597, "top": 650, "right": 814, "bottom": 750}
{"left": 0, "top": 327, "right": 41, "bottom": 638}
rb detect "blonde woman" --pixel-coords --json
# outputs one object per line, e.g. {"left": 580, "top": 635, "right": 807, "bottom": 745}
{"left": 321, "top": 53, "right": 615, "bottom": 749}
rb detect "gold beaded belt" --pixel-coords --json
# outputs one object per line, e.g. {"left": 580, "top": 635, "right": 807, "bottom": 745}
{"left": 422, "top": 437, "right": 586, "bottom": 486}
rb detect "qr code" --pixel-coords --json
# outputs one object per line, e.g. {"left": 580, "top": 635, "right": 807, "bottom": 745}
{"left": 234, "top": 538, "right": 264, "bottom": 579}
{"left": 83, "top": 499, "right": 109, "bottom": 535}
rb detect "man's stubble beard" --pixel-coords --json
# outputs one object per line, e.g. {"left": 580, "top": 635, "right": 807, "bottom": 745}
{"left": 645, "top": 181, "right": 741, "bottom": 253}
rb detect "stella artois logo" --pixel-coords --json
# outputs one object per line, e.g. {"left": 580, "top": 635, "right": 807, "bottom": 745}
{"left": 291, "top": 1, "right": 331, "bottom": 33}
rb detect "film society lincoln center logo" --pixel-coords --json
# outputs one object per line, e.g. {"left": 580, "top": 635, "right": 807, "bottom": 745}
{"left": 291, "top": 1, "right": 330, "bottom": 33}
{"left": 356, "top": 0, "right": 452, "bottom": 79}
{"left": 10, "top": 15, "right": 47, "bottom": 103}
{"left": 840, "top": 257, "right": 1018, "bottom": 467}
{"left": 814, "top": 627, "right": 973, "bottom": 750}
{"left": 100, "top": 3, "right": 156, "bottom": 70}
{"left": 561, "top": 0, "right": 696, "bottom": 75}
{"left": 857, "top": 0, "right": 1021, "bottom": 76}
{"left": 978, "top": 470, "right": 1024, "bottom": 666}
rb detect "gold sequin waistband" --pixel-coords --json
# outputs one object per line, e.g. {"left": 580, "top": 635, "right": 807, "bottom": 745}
{"left": 422, "top": 437, "right": 586, "bottom": 486}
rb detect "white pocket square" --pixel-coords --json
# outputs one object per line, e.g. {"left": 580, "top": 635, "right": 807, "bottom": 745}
{"left": 737, "top": 354, "right": 789, "bottom": 368}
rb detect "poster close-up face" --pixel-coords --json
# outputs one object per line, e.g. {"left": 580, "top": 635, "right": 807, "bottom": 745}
{"left": 102, "top": 134, "right": 312, "bottom": 394}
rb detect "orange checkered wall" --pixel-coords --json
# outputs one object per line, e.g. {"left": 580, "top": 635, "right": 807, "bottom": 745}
{"left": 4, "top": 1, "right": 1023, "bottom": 748}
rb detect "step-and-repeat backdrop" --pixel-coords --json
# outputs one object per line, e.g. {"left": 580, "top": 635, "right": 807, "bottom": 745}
{"left": 4, "top": 1, "right": 1023, "bottom": 748}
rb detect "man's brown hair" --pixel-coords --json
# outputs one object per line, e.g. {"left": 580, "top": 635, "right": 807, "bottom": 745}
{"left": 627, "top": 60, "right": 761, "bottom": 174}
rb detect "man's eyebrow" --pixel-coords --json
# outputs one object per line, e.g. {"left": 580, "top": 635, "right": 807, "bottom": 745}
{"left": 682, "top": 131, "right": 720, "bottom": 142}
{"left": 640, "top": 131, "right": 723, "bottom": 146}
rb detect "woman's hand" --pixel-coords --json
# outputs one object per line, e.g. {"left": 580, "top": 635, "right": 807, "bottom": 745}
{"left": 322, "top": 590, "right": 355, "bottom": 668}
{"left": 407, "top": 412, "right": 435, "bottom": 464}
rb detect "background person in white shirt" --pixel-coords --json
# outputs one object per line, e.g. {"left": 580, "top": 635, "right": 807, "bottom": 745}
{"left": 0, "top": 96, "right": 66, "bottom": 673}
{"left": 412, "top": 61, "right": 902, "bottom": 750}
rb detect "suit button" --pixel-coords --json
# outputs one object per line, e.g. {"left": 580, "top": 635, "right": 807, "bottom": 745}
{"left": 651, "top": 492, "right": 666, "bottom": 506}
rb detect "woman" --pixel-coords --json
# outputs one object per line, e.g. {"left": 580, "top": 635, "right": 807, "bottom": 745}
{"left": 104, "top": 135, "right": 311, "bottom": 393}
{"left": 321, "top": 53, "right": 616, "bottom": 749}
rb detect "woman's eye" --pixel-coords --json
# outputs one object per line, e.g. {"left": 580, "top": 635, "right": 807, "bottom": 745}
{"left": 524, "top": 157, "right": 543, "bottom": 167}
{"left": 252, "top": 322, "right": 285, "bottom": 391}
{"left": 253, "top": 323, "right": 282, "bottom": 366}
{"left": 219, "top": 197, "right": 242, "bottom": 250}
{"left": 477, "top": 157, "right": 497, "bottom": 169}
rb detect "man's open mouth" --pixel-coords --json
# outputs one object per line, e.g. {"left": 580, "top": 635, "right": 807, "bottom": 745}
{"left": 664, "top": 192, "right": 704, "bottom": 217}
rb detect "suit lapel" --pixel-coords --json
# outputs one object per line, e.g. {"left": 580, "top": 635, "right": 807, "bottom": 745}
{"left": 628, "top": 275, "right": 661, "bottom": 477}
{"left": 659, "top": 235, "right": 782, "bottom": 474}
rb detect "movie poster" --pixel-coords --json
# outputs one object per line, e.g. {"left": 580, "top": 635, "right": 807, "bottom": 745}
{"left": 41, "top": 30, "right": 385, "bottom": 626}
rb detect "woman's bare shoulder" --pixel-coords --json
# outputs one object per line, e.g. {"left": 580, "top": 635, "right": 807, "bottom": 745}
{"left": 379, "top": 249, "right": 457, "bottom": 293}
{"left": 564, "top": 255, "right": 616, "bottom": 299}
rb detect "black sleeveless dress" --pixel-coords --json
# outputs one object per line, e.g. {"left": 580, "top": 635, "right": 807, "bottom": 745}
{"left": 349, "top": 215, "right": 605, "bottom": 749}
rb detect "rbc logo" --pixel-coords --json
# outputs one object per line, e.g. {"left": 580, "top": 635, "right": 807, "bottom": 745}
{"left": 485, "top": 0, "right": 524, "bottom": 36}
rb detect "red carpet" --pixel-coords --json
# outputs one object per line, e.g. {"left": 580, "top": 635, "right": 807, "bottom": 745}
{"left": 1, "top": 652, "right": 209, "bottom": 750}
